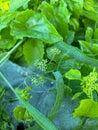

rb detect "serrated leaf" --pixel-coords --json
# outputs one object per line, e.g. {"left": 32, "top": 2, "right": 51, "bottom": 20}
{"left": 65, "top": 69, "right": 81, "bottom": 80}
{"left": 23, "top": 39, "right": 44, "bottom": 65}
{"left": 73, "top": 99, "right": 98, "bottom": 118}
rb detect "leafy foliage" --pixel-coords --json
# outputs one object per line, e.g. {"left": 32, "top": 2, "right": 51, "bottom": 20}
{"left": 1, "top": 0, "right": 98, "bottom": 130}
{"left": 73, "top": 99, "right": 98, "bottom": 118}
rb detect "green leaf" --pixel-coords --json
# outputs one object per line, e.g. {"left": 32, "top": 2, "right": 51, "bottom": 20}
{"left": 10, "top": 9, "right": 62, "bottom": 43}
{"left": 38, "top": 1, "right": 54, "bottom": 20}
{"left": 92, "top": 90, "right": 98, "bottom": 102}
{"left": 83, "top": 0, "right": 95, "bottom": 12}
{"left": 38, "top": 0, "right": 70, "bottom": 40}
{"left": 73, "top": 99, "right": 98, "bottom": 118}
{"left": 65, "top": 69, "right": 81, "bottom": 80}
{"left": 85, "top": 27, "right": 93, "bottom": 42}
{"left": 23, "top": 39, "right": 44, "bottom": 65}
{"left": 53, "top": 0, "right": 70, "bottom": 40}
{"left": 66, "top": 0, "right": 83, "bottom": 18}
{"left": 82, "top": 10, "right": 98, "bottom": 21}
{"left": 79, "top": 40, "right": 98, "bottom": 56}
{"left": 0, "top": 11, "right": 16, "bottom": 30}
{"left": 70, "top": 0, "right": 83, "bottom": 18}
{"left": 66, "top": 31, "right": 75, "bottom": 44}
{"left": 0, "top": 28, "right": 16, "bottom": 49}
{"left": 10, "top": 0, "right": 30, "bottom": 11}
{"left": 69, "top": 18, "right": 79, "bottom": 31}
{"left": 14, "top": 106, "right": 32, "bottom": 121}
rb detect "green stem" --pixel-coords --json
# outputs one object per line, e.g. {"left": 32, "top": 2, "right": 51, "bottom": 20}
{"left": 0, "top": 40, "right": 23, "bottom": 65}
{"left": 48, "top": 71, "right": 64, "bottom": 120}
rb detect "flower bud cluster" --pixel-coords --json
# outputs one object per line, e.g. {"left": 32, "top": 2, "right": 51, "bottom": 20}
{"left": 16, "top": 87, "right": 32, "bottom": 101}
{"left": 34, "top": 59, "right": 47, "bottom": 72}
{"left": 81, "top": 70, "right": 98, "bottom": 98}
{"left": 31, "top": 74, "right": 44, "bottom": 86}
{"left": 49, "top": 48, "right": 61, "bottom": 56}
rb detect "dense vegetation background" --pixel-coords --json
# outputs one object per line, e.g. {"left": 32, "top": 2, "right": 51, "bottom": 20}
{"left": 1, "top": 0, "right": 98, "bottom": 130}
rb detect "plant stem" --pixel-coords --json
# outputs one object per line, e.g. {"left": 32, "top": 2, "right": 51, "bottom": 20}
{"left": 0, "top": 40, "right": 23, "bottom": 65}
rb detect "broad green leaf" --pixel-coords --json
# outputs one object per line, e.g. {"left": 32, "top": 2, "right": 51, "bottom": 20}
{"left": 38, "top": 0, "right": 70, "bottom": 40}
{"left": 10, "top": 9, "right": 62, "bottom": 43}
{"left": 0, "top": 72, "right": 58, "bottom": 130}
{"left": 0, "top": 11, "right": 16, "bottom": 30}
{"left": 65, "top": 69, "right": 81, "bottom": 80}
{"left": 14, "top": 106, "right": 32, "bottom": 121}
{"left": 0, "top": 28, "right": 16, "bottom": 49}
{"left": 10, "top": 0, "right": 30, "bottom": 11}
{"left": 73, "top": 99, "right": 98, "bottom": 118}
{"left": 23, "top": 39, "right": 44, "bottom": 65}
{"left": 48, "top": 71, "right": 64, "bottom": 120}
